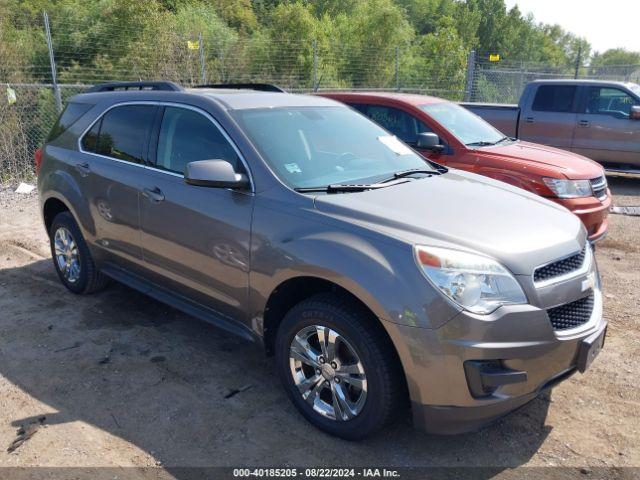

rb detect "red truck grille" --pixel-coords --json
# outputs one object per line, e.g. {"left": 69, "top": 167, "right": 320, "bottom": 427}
{"left": 590, "top": 175, "right": 607, "bottom": 202}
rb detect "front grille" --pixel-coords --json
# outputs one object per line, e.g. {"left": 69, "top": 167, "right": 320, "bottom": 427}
{"left": 590, "top": 175, "right": 608, "bottom": 201}
{"left": 547, "top": 294, "right": 594, "bottom": 330}
{"left": 534, "top": 247, "right": 586, "bottom": 283}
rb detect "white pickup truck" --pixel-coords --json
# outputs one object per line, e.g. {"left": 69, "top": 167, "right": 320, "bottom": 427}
{"left": 462, "top": 79, "right": 640, "bottom": 172}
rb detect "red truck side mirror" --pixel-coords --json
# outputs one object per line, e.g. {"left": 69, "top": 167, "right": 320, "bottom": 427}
{"left": 417, "top": 132, "right": 445, "bottom": 153}
{"left": 631, "top": 106, "right": 640, "bottom": 120}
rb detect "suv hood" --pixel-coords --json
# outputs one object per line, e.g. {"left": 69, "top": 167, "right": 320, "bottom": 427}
{"left": 314, "top": 170, "right": 585, "bottom": 275}
{"left": 477, "top": 141, "right": 603, "bottom": 179}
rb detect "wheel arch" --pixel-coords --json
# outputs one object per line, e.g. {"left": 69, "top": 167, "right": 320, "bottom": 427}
{"left": 43, "top": 196, "right": 72, "bottom": 234}
{"left": 262, "top": 276, "right": 401, "bottom": 367}
{"left": 39, "top": 163, "right": 96, "bottom": 238}
{"left": 264, "top": 276, "right": 411, "bottom": 430}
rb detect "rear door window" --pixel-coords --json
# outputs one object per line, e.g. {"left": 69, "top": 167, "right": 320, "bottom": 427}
{"left": 532, "top": 85, "right": 577, "bottom": 113}
{"left": 82, "top": 105, "right": 157, "bottom": 164}
{"left": 155, "top": 106, "right": 241, "bottom": 175}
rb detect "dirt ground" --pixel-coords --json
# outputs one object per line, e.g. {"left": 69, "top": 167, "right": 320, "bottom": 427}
{"left": 0, "top": 176, "right": 639, "bottom": 478}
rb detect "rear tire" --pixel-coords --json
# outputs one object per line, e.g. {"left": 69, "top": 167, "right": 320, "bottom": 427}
{"left": 49, "top": 211, "right": 109, "bottom": 294}
{"left": 275, "top": 293, "right": 406, "bottom": 440}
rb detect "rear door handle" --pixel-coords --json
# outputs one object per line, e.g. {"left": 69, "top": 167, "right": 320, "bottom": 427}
{"left": 578, "top": 119, "right": 590, "bottom": 127}
{"left": 524, "top": 116, "right": 534, "bottom": 123}
{"left": 75, "top": 162, "right": 91, "bottom": 177}
{"left": 141, "top": 187, "right": 165, "bottom": 203}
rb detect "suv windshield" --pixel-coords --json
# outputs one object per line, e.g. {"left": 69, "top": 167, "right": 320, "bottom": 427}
{"left": 232, "top": 106, "right": 433, "bottom": 189}
{"left": 421, "top": 103, "right": 506, "bottom": 146}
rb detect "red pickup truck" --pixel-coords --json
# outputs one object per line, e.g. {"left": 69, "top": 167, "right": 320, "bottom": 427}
{"left": 319, "top": 92, "right": 611, "bottom": 242}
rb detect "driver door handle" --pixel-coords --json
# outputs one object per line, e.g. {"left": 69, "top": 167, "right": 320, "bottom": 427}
{"left": 141, "top": 187, "right": 165, "bottom": 203}
{"left": 578, "top": 119, "right": 590, "bottom": 127}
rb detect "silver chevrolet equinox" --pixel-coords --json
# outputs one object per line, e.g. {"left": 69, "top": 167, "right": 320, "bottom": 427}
{"left": 38, "top": 81, "right": 606, "bottom": 440}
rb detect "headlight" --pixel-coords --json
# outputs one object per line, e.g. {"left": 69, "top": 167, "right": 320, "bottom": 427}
{"left": 414, "top": 246, "right": 527, "bottom": 315}
{"left": 543, "top": 178, "right": 592, "bottom": 198}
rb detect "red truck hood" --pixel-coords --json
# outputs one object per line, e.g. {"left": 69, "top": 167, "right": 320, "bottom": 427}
{"left": 476, "top": 141, "right": 604, "bottom": 179}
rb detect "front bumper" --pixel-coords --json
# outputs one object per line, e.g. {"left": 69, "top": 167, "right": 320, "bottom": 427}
{"left": 414, "top": 374, "right": 566, "bottom": 435}
{"left": 383, "top": 287, "right": 606, "bottom": 435}
{"left": 552, "top": 190, "right": 611, "bottom": 242}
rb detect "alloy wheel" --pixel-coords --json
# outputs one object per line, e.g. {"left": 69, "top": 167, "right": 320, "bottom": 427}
{"left": 54, "top": 226, "right": 81, "bottom": 284}
{"left": 289, "top": 325, "right": 367, "bottom": 421}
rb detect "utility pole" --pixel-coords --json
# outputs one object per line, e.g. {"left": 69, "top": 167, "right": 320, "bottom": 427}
{"left": 43, "top": 12, "right": 62, "bottom": 113}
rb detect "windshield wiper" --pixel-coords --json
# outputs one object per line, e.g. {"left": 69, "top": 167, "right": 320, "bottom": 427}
{"left": 295, "top": 178, "right": 409, "bottom": 193}
{"left": 380, "top": 168, "right": 443, "bottom": 183}
{"left": 467, "top": 136, "right": 513, "bottom": 147}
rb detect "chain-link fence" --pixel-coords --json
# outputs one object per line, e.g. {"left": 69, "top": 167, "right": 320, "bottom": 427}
{"left": 469, "top": 53, "right": 640, "bottom": 104}
{"left": 2, "top": 11, "right": 639, "bottom": 185}
{"left": 0, "top": 84, "right": 87, "bottom": 184}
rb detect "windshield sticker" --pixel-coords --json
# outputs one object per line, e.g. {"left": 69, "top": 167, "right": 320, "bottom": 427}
{"left": 378, "top": 135, "right": 413, "bottom": 156}
{"left": 284, "top": 163, "right": 302, "bottom": 174}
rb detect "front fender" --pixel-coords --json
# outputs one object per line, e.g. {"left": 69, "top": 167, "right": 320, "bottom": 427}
{"left": 475, "top": 168, "right": 539, "bottom": 194}
{"left": 248, "top": 202, "right": 460, "bottom": 334}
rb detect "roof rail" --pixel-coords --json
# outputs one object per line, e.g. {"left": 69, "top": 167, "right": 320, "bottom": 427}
{"left": 193, "top": 83, "right": 287, "bottom": 93}
{"left": 86, "top": 81, "right": 184, "bottom": 93}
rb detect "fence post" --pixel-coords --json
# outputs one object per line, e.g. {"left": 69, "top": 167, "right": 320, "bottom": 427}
{"left": 574, "top": 45, "right": 582, "bottom": 79}
{"left": 464, "top": 49, "right": 476, "bottom": 102}
{"left": 395, "top": 46, "right": 400, "bottom": 91}
{"left": 312, "top": 39, "right": 318, "bottom": 91}
{"left": 43, "top": 11, "right": 62, "bottom": 113}
{"left": 198, "top": 32, "right": 206, "bottom": 84}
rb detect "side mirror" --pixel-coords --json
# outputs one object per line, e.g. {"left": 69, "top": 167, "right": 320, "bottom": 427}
{"left": 416, "top": 132, "right": 444, "bottom": 152}
{"left": 185, "top": 160, "right": 249, "bottom": 189}
{"left": 630, "top": 106, "right": 640, "bottom": 120}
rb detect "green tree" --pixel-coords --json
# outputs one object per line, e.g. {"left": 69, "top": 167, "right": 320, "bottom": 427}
{"left": 591, "top": 48, "right": 640, "bottom": 67}
{"left": 401, "top": 19, "right": 468, "bottom": 98}
{"left": 590, "top": 48, "right": 640, "bottom": 78}
{"left": 247, "top": 2, "right": 320, "bottom": 87}
{"left": 332, "top": 0, "right": 414, "bottom": 88}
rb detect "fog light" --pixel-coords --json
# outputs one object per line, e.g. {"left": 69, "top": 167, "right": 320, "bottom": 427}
{"left": 464, "top": 360, "right": 527, "bottom": 398}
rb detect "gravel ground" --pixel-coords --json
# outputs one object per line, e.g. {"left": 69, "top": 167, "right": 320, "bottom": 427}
{"left": 0, "top": 176, "right": 638, "bottom": 478}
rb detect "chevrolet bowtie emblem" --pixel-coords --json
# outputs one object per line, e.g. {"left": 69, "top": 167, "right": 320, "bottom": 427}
{"left": 582, "top": 271, "right": 596, "bottom": 292}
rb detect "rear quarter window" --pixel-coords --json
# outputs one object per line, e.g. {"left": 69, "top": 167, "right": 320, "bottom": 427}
{"left": 46, "top": 102, "right": 93, "bottom": 142}
{"left": 532, "top": 85, "right": 577, "bottom": 113}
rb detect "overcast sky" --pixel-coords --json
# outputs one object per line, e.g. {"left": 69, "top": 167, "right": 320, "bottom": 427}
{"left": 505, "top": 0, "right": 639, "bottom": 53}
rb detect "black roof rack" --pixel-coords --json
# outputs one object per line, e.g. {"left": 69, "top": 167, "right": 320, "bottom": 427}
{"left": 86, "top": 81, "right": 184, "bottom": 93}
{"left": 193, "top": 83, "right": 287, "bottom": 93}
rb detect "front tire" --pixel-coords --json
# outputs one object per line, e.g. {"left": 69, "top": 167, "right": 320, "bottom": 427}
{"left": 275, "top": 293, "right": 406, "bottom": 440}
{"left": 49, "top": 211, "right": 109, "bottom": 294}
